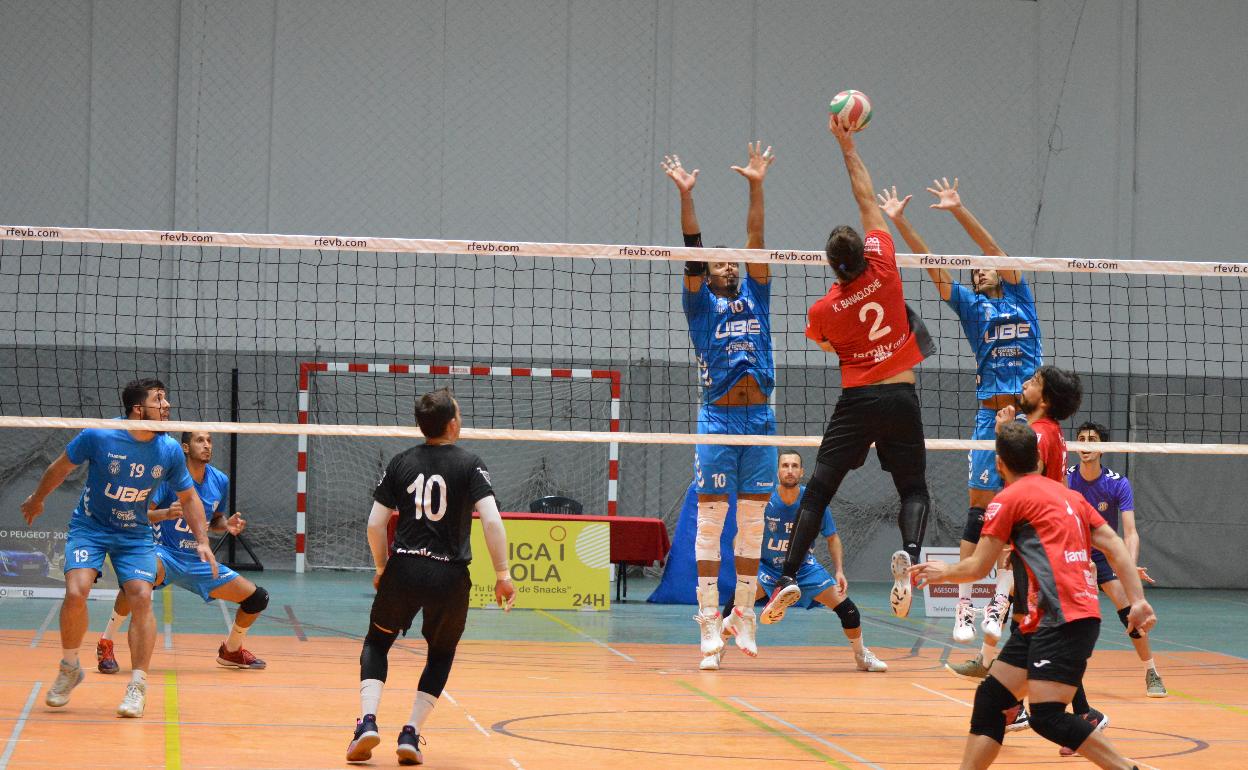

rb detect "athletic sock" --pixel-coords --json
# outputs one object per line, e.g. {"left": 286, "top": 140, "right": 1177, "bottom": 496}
{"left": 957, "top": 582, "right": 972, "bottom": 601}
{"left": 733, "top": 575, "right": 758, "bottom": 611}
{"left": 62, "top": 649, "right": 80, "bottom": 668}
{"left": 979, "top": 641, "right": 995, "bottom": 663}
{"left": 994, "top": 568, "right": 1014, "bottom": 597}
{"left": 225, "top": 623, "right": 249, "bottom": 653}
{"left": 849, "top": 635, "right": 865, "bottom": 655}
{"left": 360, "top": 678, "right": 384, "bottom": 718}
{"left": 697, "top": 576, "right": 718, "bottom": 606}
{"left": 1071, "top": 684, "right": 1090, "bottom": 715}
{"left": 130, "top": 669, "right": 147, "bottom": 685}
{"left": 1143, "top": 658, "right": 1156, "bottom": 673}
{"left": 102, "top": 611, "right": 125, "bottom": 641}
{"left": 407, "top": 691, "right": 438, "bottom": 732}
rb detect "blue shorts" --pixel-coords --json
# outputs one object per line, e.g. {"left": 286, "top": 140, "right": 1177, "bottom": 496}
{"left": 695, "top": 404, "right": 779, "bottom": 495}
{"left": 968, "top": 407, "right": 1004, "bottom": 491}
{"left": 65, "top": 518, "right": 158, "bottom": 585}
{"left": 157, "top": 546, "right": 240, "bottom": 602}
{"left": 1091, "top": 549, "right": 1116, "bottom": 585}
{"left": 759, "top": 561, "right": 835, "bottom": 609}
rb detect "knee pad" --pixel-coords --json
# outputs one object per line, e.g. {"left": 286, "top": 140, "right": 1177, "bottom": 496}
{"left": 238, "top": 586, "right": 269, "bottom": 615}
{"left": 1117, "top": 606, "right": 1142, "bottom": 639}
{"left": 898, "top": 492, "right": 931, "bottom": 551}
{"left": 360, "top": 623, "right": 399, "bottom": 682}
{"left": 832, "top": 597, "right": 860, "bottom": 630}
{"left": 733, "top": 499, "right": 766, "bottom": 559}
{"left": 969, "top": 675, "right": 1019, "bottom": 744}
{"left": 694, "top": 500, "right": 729, "bottom": 561}
{"left": 962, "top": 507, "right": 986, "bottom": 544}
{"left": 1029, "top": 701, "right": 1095, "bottom": 751}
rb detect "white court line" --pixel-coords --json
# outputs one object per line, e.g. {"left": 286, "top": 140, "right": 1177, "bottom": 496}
{"left": 29, "top": 602, "right": 60, "bottom": 648}
{"left": 911, "top": 682, "right": 973, "bottom": 708}
{"left": 443, "top": 689, "right": 527, "bottom": 768}
{"left": 218, "top": 599, "right": 232, "bottom": 632}
{"left": 731, "top": 696, "right": 886, "bottom": 770}
{"left": 164, "top": 621, "right": 173, "bottom": 650}
{"left": 0, "top": 682, "right": 41, "bottom": 770}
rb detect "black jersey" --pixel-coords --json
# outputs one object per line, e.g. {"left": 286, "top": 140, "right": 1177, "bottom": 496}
{"left": 373, "top": 443, "right": 494, "bottom": 565}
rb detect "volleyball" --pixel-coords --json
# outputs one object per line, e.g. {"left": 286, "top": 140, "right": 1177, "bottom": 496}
{"left": 828, "top": 89, "right": 872, "bottom": 131}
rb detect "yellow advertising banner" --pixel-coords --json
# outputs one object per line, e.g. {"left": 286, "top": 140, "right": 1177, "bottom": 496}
{"left": 468, "top": 519, "right": 611, "bottom": 610}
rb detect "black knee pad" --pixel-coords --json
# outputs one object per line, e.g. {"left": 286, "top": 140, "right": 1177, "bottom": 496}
{"left": 832, "top": 597, "right": 861, "bottom": 630}
{"left": 1117, "top": 606, "right": 1142, "bottom": 639}
{"left": 360, "top": 623, "right": 399, "bottom": 682}
{"left": 238, "top": 586, "right": 269, "bottom": 615}
{"left": 1029, "top": 701, "right": 1095, "bottom": 750}
{"left": 898, "top": 491, "right": 931, "bottom": 558}
{"left": 969, "top": 675, "right": 1019, "bottom": 744}
{"left": 962, "top": 507, "right": 986, "bottom": 544}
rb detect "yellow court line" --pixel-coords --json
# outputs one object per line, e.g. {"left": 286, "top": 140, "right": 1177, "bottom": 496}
{"left": 675, "top": 680, "right": 852, "bottom": 768}
{"left": 1167, "top": 688, "right": 1248, "bottom": 715}
{"left": 161, "top": 589, "right": 181, "bottom": 770}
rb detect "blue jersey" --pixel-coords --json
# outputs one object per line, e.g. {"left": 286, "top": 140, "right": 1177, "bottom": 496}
{"left": 65, "top": 423, "right": 193, "bottom": 536}
{"left": 946, "top": 277, "right": 1042, "bottom": 400}
{"left": 760, "top": 486, "right": 837, "bottom": 571}
{"left": 683, "top": 275, "right": 775, "bottom": 404}
{"left": 152, "top": 464, "right": 230, "bottom": 553}
{"left": 1066, "top": 465, "right": 1134, "bottom": 533}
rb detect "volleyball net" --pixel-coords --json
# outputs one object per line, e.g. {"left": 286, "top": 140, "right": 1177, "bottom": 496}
{"left": 1, "top": 225, "right": 1245, "bottom": 577}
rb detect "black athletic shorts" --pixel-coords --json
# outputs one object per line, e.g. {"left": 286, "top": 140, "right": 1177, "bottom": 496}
{"left": 814, "top": 382, "right": 926, "bottom": 476}
{"left": 996, "top": 617, "right": 1101, "bottom": 686}
{"left": 1091, "top": 549, "right": 1117, "bottom": 585}
{"left": 370, "top": 555, "right": 471, "bottom": 651}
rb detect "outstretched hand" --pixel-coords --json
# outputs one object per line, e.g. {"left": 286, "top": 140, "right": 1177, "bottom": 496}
{"left": 225, "top": 512, "right": 246, "bottom": 536}
{"left": 1138, "top": 566, "right": 1155, "bottom": 584}
{"left": 877, "top": 186, "right": 912, "bottom": 220}
{"left": 1126, "top": 599, "right": 1157, "bottom": 636}
{"left": 661, "top": 154, "right": 699, "bottom": 194}
{"left": 828, "top": 113, "right": 856, "bottom": 148}
{"left": 995, "top": 405, "right": 1017, "bottom": 431}
{"left": 910, "top": 559, "right": 948, "bottom": 587}
{"left": 926, "top": 177, "right": 962, "bottom": 210}
{"left": 730, "top": 140, "right": 775, "bottom": 183}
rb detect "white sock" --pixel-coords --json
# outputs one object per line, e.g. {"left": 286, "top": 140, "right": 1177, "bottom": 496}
{"left": 979, "top": 641, "right": 996, "bottom": 663}
{"left": 102, "top": 612, "right": 126, "bottom": 641}
{"left": 1143, "top": 658, "right": 1156, "bottom": 673}
{"left": 62, "top": 649, "right": 80, "bottom": 668}
{"left": 957, "top": 583, "right": 972, "bottom": 601}
{"left": 849, "top": 634, "right": 865, "bottom": 654}
{"left": 225, "top": 623, "right": 249, "bottom": 653}
{"left": 360, "top": 678, "right": 384, "bottom": 718}
{"left": 131, "top": 669, "right": 147, "bottom": 685}
{"left": 733, "top": 575, "right": 758, "bottom": 613}
{"left": 407, "top": 691, "right": 438, "bottom": 732}
{"left": 995, "top": 569, "right": 1014, "bottom": 597}
{"left": 696, "top": 577, "right": 718, "bottom": 613}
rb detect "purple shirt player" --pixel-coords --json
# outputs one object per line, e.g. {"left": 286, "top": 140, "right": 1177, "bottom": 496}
{"left": 1066, "top": 464, "right": 1134, "bottom": 582}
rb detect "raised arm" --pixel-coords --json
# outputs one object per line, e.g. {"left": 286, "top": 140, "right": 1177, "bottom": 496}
{"left": 879, "top": 186, "right": 952, "bottom": 301}
{"left": 20, "top": 451, "right": 78, "bottom": 525}
{"left": 661, "top": 154, "right": 706, "bottom": 292}
{"left": 730, "top": 140, "right": 775, "bottom": 283}
{"left": 830, "top": 116, "right": 887, "bottom": 235}
{"left": 928, "top": 177, "right": 1020, "bottom": 284}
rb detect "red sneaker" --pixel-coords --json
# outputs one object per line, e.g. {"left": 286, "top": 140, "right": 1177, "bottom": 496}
{"left": 216, "top": 643, "right": 266, "bottom": 669}
{"left": 96, "top": 638, "right": 120, "bottom": 674}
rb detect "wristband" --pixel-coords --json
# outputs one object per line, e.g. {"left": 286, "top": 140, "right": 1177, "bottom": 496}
{"left": 496, "top": 569, "right": 512, "bottom": 581}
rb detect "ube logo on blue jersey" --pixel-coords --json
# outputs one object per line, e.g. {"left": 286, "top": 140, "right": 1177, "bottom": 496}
{"left": 715, "top": 319, "right": 762, "bottom": 339}
{"left": 983, "top": 322, "right": 1033, "bottom": 343}
{"left": 104, "top": 483, "right": 152, "bottom": 503}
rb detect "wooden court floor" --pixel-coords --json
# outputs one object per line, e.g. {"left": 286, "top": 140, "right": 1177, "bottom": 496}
{"left": 2, "top": 577, "right": 1245, "bottom": 769}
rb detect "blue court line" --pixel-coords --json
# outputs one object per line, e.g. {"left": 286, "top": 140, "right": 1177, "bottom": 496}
{"left": 731, "top": 695, "right": 885, "bottom": 770}
{"left": 29, "top": 603, "right": 59, "bottom": 649}
{"left": 283, "top": 605, "right": 307, "bottom": 641}
{"left": 0, "top": 682, "right": 41, "bottom": 770}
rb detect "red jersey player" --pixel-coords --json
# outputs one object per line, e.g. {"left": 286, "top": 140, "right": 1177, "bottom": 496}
{"left": 913, "top": 421, "right": 1155, "bottom": 768}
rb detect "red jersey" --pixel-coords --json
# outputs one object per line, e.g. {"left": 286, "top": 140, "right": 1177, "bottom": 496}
{"left": 1032, "top": 416, "right": 1067, "bottom": 483}
{"left": 982, "top": 474, "right": 1107, "bottom": 633}
{"left": 805, "top": 230, "right": 925, "bottom": 388}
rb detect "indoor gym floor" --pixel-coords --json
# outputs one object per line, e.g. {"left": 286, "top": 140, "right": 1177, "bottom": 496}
{"left": 2, "top": 573, "right": 1244, "bottom": 769}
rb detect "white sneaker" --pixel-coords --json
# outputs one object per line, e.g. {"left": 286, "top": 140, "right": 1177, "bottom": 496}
{"left": 117, "top": 681, "right": 146, "bottom": 718}
{"left": 854, "top": 647, "right": 888, "bottom": 672}
{"left": 952, "top": 598, "right": 976, "bottom": 643}
{"left": 694, "top": 609, "right": 724, "bottom": 657}
{"left": 699, "top": 646, "right": 726, "bottom": 671}
{"left": 722, "top": 607, "right": 758, "bottom": 657}
{"left": 982, "top": 593, "right": 1010, "bottom": 639}
{"left": 889, "top": 551, "right": 914, "bottom": 618}
{"left": 760, "top": 577, "right": 801, "bottom": 625}
{"left": 45, "top": 661, "right": 84, "bottom": 707}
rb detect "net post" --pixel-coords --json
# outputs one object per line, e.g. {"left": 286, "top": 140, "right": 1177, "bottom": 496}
{"left": 212, "top": 367, "right": 264, "bottom": 571}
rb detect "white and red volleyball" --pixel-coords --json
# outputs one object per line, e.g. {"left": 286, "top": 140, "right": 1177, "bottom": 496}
{"left": 828, "top": 89, "right": 872, "bottom": 131}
